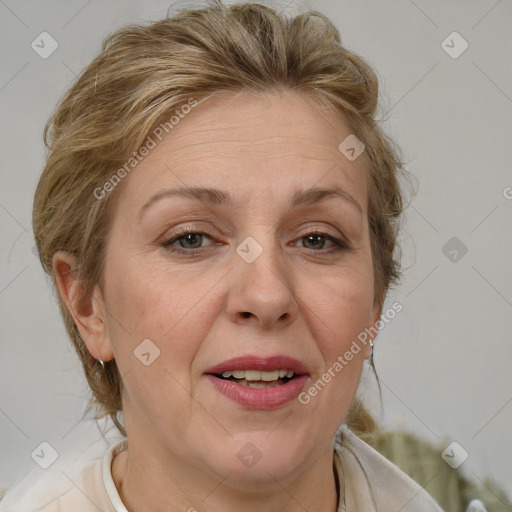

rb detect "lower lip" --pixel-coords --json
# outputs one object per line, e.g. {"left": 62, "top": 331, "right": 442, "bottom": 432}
{"left": 205, "top": 374, "right": 309, "bottom": 410}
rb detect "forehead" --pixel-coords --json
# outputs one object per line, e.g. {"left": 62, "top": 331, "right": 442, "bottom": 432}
{"left": 114, "top": 89, "right": 368, "bottom": 213}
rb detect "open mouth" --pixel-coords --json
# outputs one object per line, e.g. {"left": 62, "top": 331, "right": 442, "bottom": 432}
{"left": 213, "top": 369, "right": 297, "bottom": 388}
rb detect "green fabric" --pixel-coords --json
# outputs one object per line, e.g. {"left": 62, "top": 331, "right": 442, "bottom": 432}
{"left": 361, "top": 429, "right": 511, "bottom": 512}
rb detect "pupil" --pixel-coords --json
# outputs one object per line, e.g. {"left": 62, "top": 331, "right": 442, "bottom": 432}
{"left": 306, "top": 234, "right": 323, "bottom": 249}
{"left": 182, "top": 233, "right": 202, "bottom": 248}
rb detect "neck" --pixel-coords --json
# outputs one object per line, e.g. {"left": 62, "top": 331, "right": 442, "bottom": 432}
{"left": 111, "top": 437, "right": 339, "bottom": 512}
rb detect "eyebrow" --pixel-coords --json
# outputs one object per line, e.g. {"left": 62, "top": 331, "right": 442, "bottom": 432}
{"left": 139, "top": 184, "right": 363, "bottom": 219}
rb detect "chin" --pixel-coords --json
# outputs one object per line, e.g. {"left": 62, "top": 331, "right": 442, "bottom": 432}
{"left": 200, "top": 435, "right": 314, "bottom": 487}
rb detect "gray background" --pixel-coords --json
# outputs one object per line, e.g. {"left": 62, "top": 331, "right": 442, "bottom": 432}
{"left": 0, "top": 0, "right": 511, "bottom": 503}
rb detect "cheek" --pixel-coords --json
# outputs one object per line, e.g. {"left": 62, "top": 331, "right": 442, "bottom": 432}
{"left": 102, "top": 264, "right": 214, "bottom": 423}
{"left": 295, "top": 275, "right": 373, "bottom": 435}
{"left": 303, "top": 261, "right": 375, "bottom": 360}
{"left": 104, "top": 260, "right": 216, "bottom": 372}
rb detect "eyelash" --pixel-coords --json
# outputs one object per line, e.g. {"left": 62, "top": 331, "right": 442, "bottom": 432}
{"left": 160, "top": 227, "right": 349, "bottom": 257}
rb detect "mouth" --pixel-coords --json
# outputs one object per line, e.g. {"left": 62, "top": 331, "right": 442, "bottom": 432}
{"left": 212, "top": 369, "right": 297, "bottom": 388}
{"left": 204, "top": 355, "right": 310, "bottom": 409}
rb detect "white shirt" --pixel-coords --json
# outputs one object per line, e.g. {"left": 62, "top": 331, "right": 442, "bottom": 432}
{"left": 0, "top": 425, "right": 444, "bottom": 511}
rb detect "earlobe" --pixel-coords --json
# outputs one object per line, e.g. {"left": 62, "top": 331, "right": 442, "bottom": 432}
{"left": 52, "top": 251, "right": 114, "bottom": 362}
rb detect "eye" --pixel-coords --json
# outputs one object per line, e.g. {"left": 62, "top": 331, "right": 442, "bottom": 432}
{"left": 294, "top": 230, "right": 348, "bottom": 253}
{"left": 161, "top": 227, "right": 216, "bottom": 255}
{"left": 160, "top": 227, "right": 349, "bottom": 257}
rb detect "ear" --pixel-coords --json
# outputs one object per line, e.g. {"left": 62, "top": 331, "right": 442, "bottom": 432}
{"left": 52, "top": 251, "right": 114, "bottom": 362}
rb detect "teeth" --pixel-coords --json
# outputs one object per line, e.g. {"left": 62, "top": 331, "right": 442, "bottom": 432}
{"left": 246, "top": 370, "right": 267, "bottom": 381}
{"left": 220, "top": 369, "right": 295, "bottom": 381}
{"left": 244, "top": 380, "right": 281, "bottom": 388}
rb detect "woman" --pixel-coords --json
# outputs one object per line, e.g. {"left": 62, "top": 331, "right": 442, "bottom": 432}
{"left": 1, "top": 2, "right": 444, "bottom": 511}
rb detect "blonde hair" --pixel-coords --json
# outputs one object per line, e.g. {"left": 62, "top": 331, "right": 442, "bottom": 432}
{"left": 33, "top": 1, "right": 408, "bottom": 437}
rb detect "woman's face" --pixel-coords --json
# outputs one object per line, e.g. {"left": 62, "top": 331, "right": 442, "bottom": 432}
{"left": 97, "top": 89, "right": 380, "bottom": 484}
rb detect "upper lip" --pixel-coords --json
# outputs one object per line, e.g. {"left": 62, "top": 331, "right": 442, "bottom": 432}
{"left": 205, "top": 355, "right": 310, "bottom": 376}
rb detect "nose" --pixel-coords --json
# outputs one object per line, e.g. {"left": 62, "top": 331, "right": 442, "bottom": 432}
{"left": 225, "top": 235, "right": 299, "bottom": 330}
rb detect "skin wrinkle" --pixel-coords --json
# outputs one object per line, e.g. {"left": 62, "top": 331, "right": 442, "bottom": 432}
{"left": 61, "top": 89, "right": 381, "bottom": 512}
{"left": 138, "top": 203, "right": 365, "bottom": 263}
{"left": 139, "top": 188, "right": 363, "bottom": 228}
{"left": 154, "top": 137, "right": 364, "bottom": 206}
{"left": 156, "top": 132, "right": 352, "bottom": 158}
{"left": 34, "top": 10, "right": 408, "bottom": 509}
{"left": 140, "top": 157, "right": 364, "bottom": 237}
{"left": 132, "top": 132, "right": 365, "bottom": 245}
